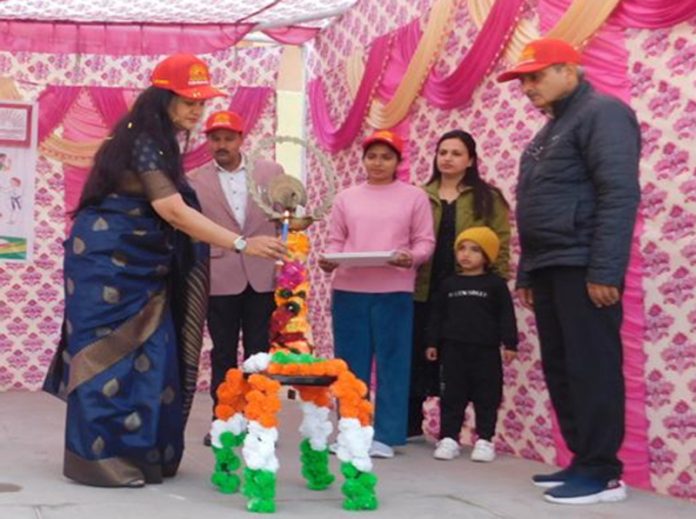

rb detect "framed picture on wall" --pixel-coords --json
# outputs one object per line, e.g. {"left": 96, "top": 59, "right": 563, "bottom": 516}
{"left": 0, "top": 103, "right": 33, "bottom": 147}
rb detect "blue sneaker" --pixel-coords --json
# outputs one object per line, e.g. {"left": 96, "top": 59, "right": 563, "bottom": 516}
{"left": 544, "top": 476, "right": 627, "bottom": 505}
{"left": 531, "top": 466, "right": 574, "bottom": 488}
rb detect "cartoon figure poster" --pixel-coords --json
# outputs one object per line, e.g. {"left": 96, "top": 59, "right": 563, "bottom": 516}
{"left": 0, "top": 101, "right": 37, "bottom": 262}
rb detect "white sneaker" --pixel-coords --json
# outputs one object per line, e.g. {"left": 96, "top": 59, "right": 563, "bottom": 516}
{"left": 369, "top": 440, "right": 395, "bottom": 459}
{"left": 433, "top": 438, "right": 461, "bottom": 460}
{"left": 470, "top": 439, "right": 496, "bottom": 462}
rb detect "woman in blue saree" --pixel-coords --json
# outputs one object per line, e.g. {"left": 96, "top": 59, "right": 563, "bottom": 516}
{"left": 43, "top": 54, "right": 285, "bottom": 488}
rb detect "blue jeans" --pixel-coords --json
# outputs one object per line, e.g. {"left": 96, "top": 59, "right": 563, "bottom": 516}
{"left": 332, "top": 290, "right": 413, "bottom": 446}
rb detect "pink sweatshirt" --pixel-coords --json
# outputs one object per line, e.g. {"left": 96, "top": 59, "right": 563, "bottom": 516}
{"left": 324, "top": 180, "right": 435, "bottom": 293}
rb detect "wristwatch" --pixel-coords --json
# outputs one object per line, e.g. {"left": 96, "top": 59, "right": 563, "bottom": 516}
{"left": 233, "top": 235, "right": 247, "bottom": 253}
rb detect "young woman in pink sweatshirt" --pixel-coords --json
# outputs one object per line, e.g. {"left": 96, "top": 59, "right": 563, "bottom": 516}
{"left": 319, "top": 130, "right": 435, "bottom": 458}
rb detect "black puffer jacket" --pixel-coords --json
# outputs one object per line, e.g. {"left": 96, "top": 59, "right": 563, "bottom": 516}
{"left": 515, "top": 81, "right": 641, "bottom": 288}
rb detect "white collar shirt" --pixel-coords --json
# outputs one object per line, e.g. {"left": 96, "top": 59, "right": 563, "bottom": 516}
{"left": 216, "top": 155, "right": 248, "bottom": 228}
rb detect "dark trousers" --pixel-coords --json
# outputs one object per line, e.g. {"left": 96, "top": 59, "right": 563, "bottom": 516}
{"left": 531, "top": 267, "right": 625, "bottom": 480}
{"left": 208, "top": 284, "right": 275, "bottom": 411}
{"left": 408, "top": 300, "right": 440, "bottom": 436}
{"left": 439, "top": 340, "right": 502, "bottom": 442}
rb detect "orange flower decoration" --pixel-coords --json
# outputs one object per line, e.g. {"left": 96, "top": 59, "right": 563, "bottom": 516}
{"left": 214, "top": 403, "right": 235, "bottom": 421}
{"left": 214, "top": 368, "right": 248, "bottom": 418}
{"left": 244, "top": 374, "right": 282, "bottom": 428}
{"left": 296, "top": 386, "right": 332, "bottom": 408}
{"left": 287, "top": 231, "right": 310, "bottom": 260}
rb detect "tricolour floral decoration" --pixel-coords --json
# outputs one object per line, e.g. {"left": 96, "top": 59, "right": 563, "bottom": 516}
{"left": 210, "top": 229, "right": 378, "bottom": 512}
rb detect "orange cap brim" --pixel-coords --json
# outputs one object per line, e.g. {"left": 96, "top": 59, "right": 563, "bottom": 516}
{"left": 362, "top": 137, "right": 403, "bottom": 156}
{"left": 204, "top": 124, "right": 244, "bottom": 134}
{"left": 173, "top": 85, "right": 227, "bottom": 99}
{"left": 496, "top": 62, "right": 552, "bottom": 83}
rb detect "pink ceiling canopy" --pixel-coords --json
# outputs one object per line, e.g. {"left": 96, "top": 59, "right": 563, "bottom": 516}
{"left": 0, "top": 0, "right": 358, "bottom": 54}
{"left": 0, "top": 0, "right": 357, "bottom": 29}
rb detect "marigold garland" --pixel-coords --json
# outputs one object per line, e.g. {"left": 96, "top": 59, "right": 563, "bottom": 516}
{"left": 215, "top": 368, "right": 249, "bottom": 420}
{"left": 243, "top": 467, "right": 277, "bottom": 513}
{"left": 245, "top": 374, "right": 282, "bottom": 428}
{"left": 296, "top": 386, "right": 332, "bottom": 408}
{"left": 340, "top": 462, "right": 379, "bottom": 511}
{"left": 296, "top": 397, "right": 334, "bottom": 492}
{"left": 209, "top": 226, "right": 379, "bottom": 512}
{"left": 270, "top": 231, "right": 314, "bottom": 356}
{"left": 299, "top": 438, "right": 335, "bottom": 490}
{"left": 211, "top": 429, "right": 246, "bottom": 494}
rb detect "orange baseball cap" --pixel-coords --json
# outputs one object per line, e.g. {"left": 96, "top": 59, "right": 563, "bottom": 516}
{"left": 151, "top": 53, "right": 226, "bottom": 99}
{"left": 496, "top": 38, "right": 581, "bottom": 83}
{"left": 204, "top": 111, "right": 245, "bottom": 134}
{"left": 362, "top": 130, "right": 404, "bottom": 156}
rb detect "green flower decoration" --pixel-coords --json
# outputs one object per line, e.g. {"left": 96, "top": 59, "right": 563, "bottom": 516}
{"left": 299, "top": 439, "right": 335, "bottom": 490}
{"left": 210, "top": 431, "right": 246, "bottom": 495}
{"left": 243, "top": 468, "right": 277, "bottom": 513}
{"left": 339, "top": 462, "right": 379, "bottom": 511}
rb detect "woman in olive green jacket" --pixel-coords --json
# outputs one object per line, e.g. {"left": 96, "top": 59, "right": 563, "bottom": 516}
{"left": 408, "top": 130, "right": 511, "bottom": 438}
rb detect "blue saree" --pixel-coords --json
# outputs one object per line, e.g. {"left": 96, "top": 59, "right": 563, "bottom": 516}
{"left": 44, "top": 189, "right": 209, "bottom": 487}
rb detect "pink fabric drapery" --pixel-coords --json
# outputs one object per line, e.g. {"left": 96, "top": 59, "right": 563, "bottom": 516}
{"left": 38, "top": 86, "right": 83, "bottom": 143}
{"left": 612, "top": 0, "right": 696, "bottom": 28}
{"left": 391, "top": 117, "right": 412, "bottom": 182}
{"left": 183, "top": 86, "right": 273, "bottom": 170}
{"left": 88, "top": 87, "right": 131, "bottom": 128}
{"left": 422, "top": 0, "right": 525, "bottom": 109}
{"left": 263, "top": 26, "right": 320, "bottom": 44}
{"left": 61, "top": 89, "right": 116, "bottom": 217}
{"left": 375, "top": 20, "right": 422, "bottom": 101}
{"left": 0, "top": 21, "right": 253, "bottom": 55}
{"left": 308, "top": 33, "right": 392, "bottom": 152}
{"left": 39, "top": 85, "right": 272, "bottom": 214}
{"left": 309, "top": 0, "right": 525, "bottom": 149}
{"left": 539, "top": 0, "right": 651, "bottom": 491}
{"left": 541, "top": 1, "right": 631, "bottom": 110}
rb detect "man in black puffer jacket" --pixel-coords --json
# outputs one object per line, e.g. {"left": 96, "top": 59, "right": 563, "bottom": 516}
{"left": 498, "top": 38, "right": 640, "bottom": 505}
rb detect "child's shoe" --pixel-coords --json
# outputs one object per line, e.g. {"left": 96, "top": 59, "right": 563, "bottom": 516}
{"left": 470, "top": 439, "right": 496, "bottom": 462}
{"left": 433, "top": 437, "right": 461, "bottom": 460}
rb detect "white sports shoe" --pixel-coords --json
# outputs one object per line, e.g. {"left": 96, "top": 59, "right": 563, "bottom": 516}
{"left": 433, "top": 437, "right": 461, "bottom": 460}
{"left": 369, "top": 440, "right": 395, "bottom": 458}
{"left": 470, "top": 439, "right": 496, "bottom": 462}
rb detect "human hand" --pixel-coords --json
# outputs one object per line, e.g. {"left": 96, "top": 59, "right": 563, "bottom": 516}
{"left": 516, "top": 288, "right": 534, "bottom": 309}
{"left": 318, "top": 256, "right": 339, "bottom": 273}
{"left": 244, "top": 235, "right": 286, "bottom": 260}
{"left": 502, "top": 349, "right": 517, "bottom": 364}
{"left": 425, "top": 347, "right": 438, "bottom": 361}
{"left": 388, "top": 249, "right": 413, "bottom": 268}
{"left": 586, "top": 283, "right": 621, "bottom": 308}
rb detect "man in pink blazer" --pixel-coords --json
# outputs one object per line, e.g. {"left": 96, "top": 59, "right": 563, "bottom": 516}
{"left": 188, "top": 111, "right": 283, "bottom": 444}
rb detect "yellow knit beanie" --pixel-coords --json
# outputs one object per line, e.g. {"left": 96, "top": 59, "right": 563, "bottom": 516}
{"left": 454, "top": 226, "right": 500, "bottom": 263}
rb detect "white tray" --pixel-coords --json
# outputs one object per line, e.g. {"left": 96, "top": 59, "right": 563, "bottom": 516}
{"left": 322, "top": 250, "right": 396, "bottom": 267}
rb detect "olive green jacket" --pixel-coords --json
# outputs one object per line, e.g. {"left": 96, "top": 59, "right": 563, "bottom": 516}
{"left": 413, "top": 180, "right": 511, "bottom": 302}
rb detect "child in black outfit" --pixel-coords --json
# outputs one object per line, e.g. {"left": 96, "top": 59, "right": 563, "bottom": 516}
{"left": 426, "top": 226, "right": 518, "bottom": 462}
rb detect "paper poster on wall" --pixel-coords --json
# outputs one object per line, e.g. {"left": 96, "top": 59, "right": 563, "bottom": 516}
{"left": 0, "top": 101, "right": 37, "bottom": 262}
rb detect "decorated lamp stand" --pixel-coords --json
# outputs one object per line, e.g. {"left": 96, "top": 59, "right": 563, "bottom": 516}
{"left": 209, "top": 138, "right": 378, "bottom": 513}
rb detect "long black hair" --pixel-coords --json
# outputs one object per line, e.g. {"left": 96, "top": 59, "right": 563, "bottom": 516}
{"left": 75, "top": 86, "right": 186, "bottom": 213}
{"left": 425, "top": 129, "right": 507, "bottom": 221}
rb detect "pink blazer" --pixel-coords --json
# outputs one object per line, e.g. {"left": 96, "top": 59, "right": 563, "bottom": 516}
{"left": 188, "top": 159, "right": 283, "bottom": 295}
